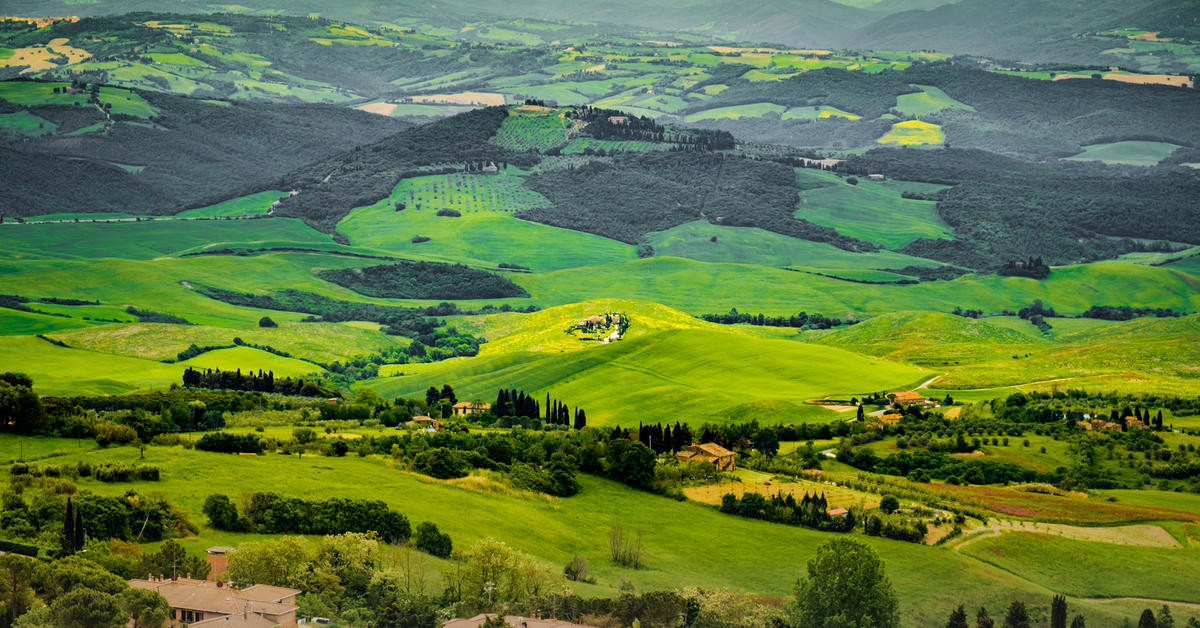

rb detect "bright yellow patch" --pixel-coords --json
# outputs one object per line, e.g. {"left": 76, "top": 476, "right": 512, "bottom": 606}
{"left": 878, "top": 120, "right": 944, "bottom": 145}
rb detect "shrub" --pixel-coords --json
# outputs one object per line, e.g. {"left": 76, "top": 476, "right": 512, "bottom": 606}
{"left": 879, "top": 494, "right": 900, "bottom": 514}
{"left": 258, "top": 317, "right": 277, "bottom": 328}
{"left": 436, "top": 209, "right": 461, "bottom": 217}
{"left": 413, "top": 521, "right": 453, "bottom": 558}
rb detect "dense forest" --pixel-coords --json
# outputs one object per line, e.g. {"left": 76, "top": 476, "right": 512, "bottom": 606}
{"left": 1, "top": 83, "right": 406, "bottom": 216}
{"left": 234, "top": 106, "right": 537, "bottom": 236}
{"left": 904, "top": 64, "right": 1200, "bottom": 159}
{"left": 840, "top": 148, "right": 1198, "bottom": 268}
{"left": 318, "top": 262, "right": 530, "bottom": 300}
{"left": 521, "top": 152, "right": 875, "bottom": 251}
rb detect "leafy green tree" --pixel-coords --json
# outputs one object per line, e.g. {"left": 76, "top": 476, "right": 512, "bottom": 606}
{"left": 546, "top": 452, "right": 580, "bottom": 497}
{"left": 413, "top": 522, "right": 453, "bottom": 559}
{"left": 226, "top": 536, "right": 313, "bottom": 589}
{"left": 948, "top": 606, "right": 969, "bottom": 628}
{"left": 1051, "top": 595, "right": 1068, "bottom": 628}
{"left": 879, "top": 494, "right": 900, "bottom": 514}
{"left": 609, "top": 441, "right": 657, "bottom": 489}
{"left": 0, "top": 555, "right": 37, "bottom": 628}
{"left": 1003, "top": 602, "right": 1031, "bottom": 628}
{"left": 0, "top": 375, "right": 47, "bottom": 434}
{"left": 1139, "top": 609, "right": 1158, "bottom": 628}
{"left": 49, "top": 588, "right": 127, "bottom": 628}
{"left": 377, "top": 596, "right": 437, "bottom": 628}
{"left": 789, "top": 537, "right": 899, "bottom": 628}
{"left": 1158, "top": 606, "right": 1174, "bottom": 628}
{"left": 258, "top": 317, "right": 277, "bottom": 328}
{"left": 293, "top": 427, "right": 317, "bottom": 444}
{"left": 425, "top": 387, "right": 441, "bottom": 407}
{"left": 752, "top": 428, "right": 780, "bottom": 457}
{"left": 203, "top": 494, "right": 241, "bottom": 531}
{"left": 39, "top": 556, "right": 126, "bottom": 603}
{"left": 119, "top": 588, "right": 170, "bottom": 628}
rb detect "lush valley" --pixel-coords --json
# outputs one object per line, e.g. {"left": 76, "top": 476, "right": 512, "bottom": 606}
{"left": 1, "top": 3, "right": 1200, "bottom": 628}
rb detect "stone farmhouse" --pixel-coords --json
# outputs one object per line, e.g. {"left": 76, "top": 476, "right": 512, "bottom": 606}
{"left": 676, "top": 443, "right": 737, "bottom": 471}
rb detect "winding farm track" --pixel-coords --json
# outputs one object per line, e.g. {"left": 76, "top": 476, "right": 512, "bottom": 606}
{"left": 1081, "top": 598, "right": 1200, "bottom": 610}
{"left": 950, "top": 519, "right": 1181, "bottom": 552}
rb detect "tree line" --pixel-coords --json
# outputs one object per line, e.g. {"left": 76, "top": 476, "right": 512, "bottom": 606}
{"left": 699, "top": 308, "right": 850, "bottom": 330}
{"left": 182, "top": 367, "right": 332, "bottom": 397}
{"left": 202, "top": 492, "right": 411, "bottom": 542}
{"left": 317, "top": 261, "right": 530, "bottom": 300}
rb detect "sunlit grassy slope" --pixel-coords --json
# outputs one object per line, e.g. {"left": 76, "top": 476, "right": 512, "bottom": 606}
{"left": 10, "top": 443, "right": 1193, "bottom": 628}
{"left": 363, "top": 300, "right": 926, "bottom": 425}
{"left": 796, "top": 169, "right": 952, "bottom": 248}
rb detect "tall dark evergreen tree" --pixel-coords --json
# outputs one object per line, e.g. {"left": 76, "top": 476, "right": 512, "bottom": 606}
{"left": 1051, "top": 596, "right": 1068, "bottom": 628}
{"left": 1070, "top": 617, "right": 1086, "bottom": 628}
{"left": 426, "top": 386, "right": 441, "bottom": 407}
{"left": 63, "top": 497, "right": 75, "bottom": 555}
{"left": 74, "top": 509, "right": 84, "bottom": 551}
{"left": 947, "top": 605, "right": 968, "bottom": 628}
{"left": 1004, "top": 602, "right": 1031, "bottom": 628}
{"left": 1139, "top": 609, "right": 1157, "bottom": 628}
{"left": 978, "top": 608, "right": 995, "bottom": 628}
{"left": 440, "top": 385, "right": 457, "bottom": 407}
{"left": 857, "top": 404, "right": 866, "bottom": 422}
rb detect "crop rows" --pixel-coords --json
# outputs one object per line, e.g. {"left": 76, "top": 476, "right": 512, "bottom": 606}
{"left": 399, "top": 172, "right": 551, "bottom": 214}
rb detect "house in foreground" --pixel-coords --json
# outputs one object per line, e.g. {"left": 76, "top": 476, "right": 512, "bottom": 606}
{"left": 676, "top": 442, "right": 737, "bottom": 471}
{"left": 129, "top": 578, "right": 300, "bottom": 628}
{"left": 445, "top": 615, "right": 601, "bottom": 628}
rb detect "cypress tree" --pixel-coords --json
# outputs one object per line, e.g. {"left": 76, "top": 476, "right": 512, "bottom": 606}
{"left": 575, "top": 409, "right": 586, "bottom": 430}
{"left": 857, "top": 404, "right": 866, "bottom": 422}
{"left": 1051, "top": 595, "right": 1067, "bottom": 628}
{"left": 63, "top": 497, "right": 75, "bottom": 555}
{"left": 1138, "top": 609, "right": 1156, "bottom": 628}
{"left": 1070, "top": 617, "right": 1085, "bottom": 628}
{"left": 948, "top": 606, "right": 968, "bottom": 628}
{"left": 74, "top": 509, "right": 84, "bottom": 551}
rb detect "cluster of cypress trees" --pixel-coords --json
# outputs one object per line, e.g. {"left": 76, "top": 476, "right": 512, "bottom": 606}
{"left": 543, "top": 394, "right": 586, "bottom": 429}
{"left": 635, "top": 422, "right": 693, "bottom": 454}
{"left": 182, "top": 367, "right": 324, "bottom": 397}
{"left": 62, "top": 497, "right": 85, "bottom": 555}
{"left": 494, "top": 389, "right": 540, "bottom": 419}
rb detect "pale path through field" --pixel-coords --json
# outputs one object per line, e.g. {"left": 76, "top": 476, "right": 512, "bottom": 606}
{"left": 953, "top": 519, "right": 1181, "bottom": 550}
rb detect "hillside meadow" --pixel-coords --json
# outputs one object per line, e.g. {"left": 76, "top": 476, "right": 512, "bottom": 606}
{"left": 5, "top": 440, "right": 1196, "bottom": 628}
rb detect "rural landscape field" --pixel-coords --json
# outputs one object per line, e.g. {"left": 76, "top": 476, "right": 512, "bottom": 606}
{"left": 1, "top": 1, "right": 1200, "bottom": 628}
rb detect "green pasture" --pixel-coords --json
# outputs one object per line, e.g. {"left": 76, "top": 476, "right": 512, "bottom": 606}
{"left": 23, "top": 213, "right": 139, "bottom": 222}
{"left": 176, "top": 190, "right": 287, "bottom": 218}
{"left": 366, "top": 324, "right": 927, "bottom": 426}
{"left": 646, "top": 220, "right": 940, "bottom": 269}
{"left": 683, "top": 103, "right": 785, "bottom": 122}
{"left": 1062, "top": 141, "right": 1180, "bottom": 166}
{"left": 0, "top": 81, "right": 156, "bottom": 117}
{"left": 0, "top": 308, "right": 96, "bottom": 336}
{"left": 0, "top": 110, "right": 55, "bottom": 136}
{"left": 12, "top": 442, "right": 1194, "bottom": 626}
{"left": 0, "top": 336, "right": 186, "bottom": 396}
{"left": 561, "top": 137, "right": 659, "bottom": 154}
{"left": 508, "top": 258, "right": 1200, "bottom": 319}
{"left": 782, "top": 105, "right": 861, "bottom": 120}
{"left": 338, "top": 171, "right": 638, "bottom": 272}
{"left": 0, "top": 434, "right": 100, "bottom": 463}
{"left": 498, "top": 84, "right": 589, "bottom": 105}
{"left": 795, "top": 169, "right": 952, "bottom": 248}
{"left": 49, "top": 321, "right": 404, "bottom": 363}
{"left": 894, "top": 85, "right": 975, "bottom": 117}
{"left": 179, "top": 346, "right": 324, "bottom": 378}
{"left": 961, "top": 532, "right": 1200, "bottom": 601}
{"left": 0, "top": 218, "right": 333, "bottom": 261}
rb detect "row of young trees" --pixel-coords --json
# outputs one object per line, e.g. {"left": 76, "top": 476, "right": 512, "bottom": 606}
{"left": 698, "top": 308, "right": 849, "bottom": 330}
{"left": 182, "top": 367, "right": 329, "bottom": 397}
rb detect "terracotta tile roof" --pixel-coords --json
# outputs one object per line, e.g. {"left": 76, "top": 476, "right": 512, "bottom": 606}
{"left": 129, "top": 579, "right": 298, "bottom": 617}
{"left": 190, "top": 612, "right": 279, "bottom": 628}
{"left": 692, "top": 442, "right": 734, "bottom": 458}
{"left": 240, "top": 585, "right": 300, "bottom": 604}
{"left": 892, "top": 391, "right": 924, "bottom": 401}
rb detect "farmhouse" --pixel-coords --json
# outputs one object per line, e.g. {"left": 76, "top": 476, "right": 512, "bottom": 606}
{"left": 129, "top": 578, "right": 300, "bottom": 628}
{"left": 608, "top": 116, "right": 627, "bottom": 124}
{"left": 445, "top": 615, "right": 602, "bottom": 628}
{"left": 868, "top": 174, "right": 885, "bottom": 180}
{"left": 412, "top": 416, "right": 441, "bottom": 432}
{"left": 828, "top": 508, "right": 849, "bottom": 517}
{"left": 452, "top": 401, "right": 491, "bottom": 416}
{"left": 676, "top": 443, "right": 736, "bottom": 471}
{"left": 889, "top": 391, "right": 930, "bottom": 407}
{"left": 879, "top": 413, "right": 903, "bottom": 425}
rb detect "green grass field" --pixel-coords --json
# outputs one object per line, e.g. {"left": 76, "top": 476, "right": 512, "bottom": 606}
{"left": 338, "top": 171, "right": 638, "bottom": 272}
{"left": 0, "top": 218, "right": 332, "bottom": 261}
{"left": 6, "top": 440, "right": 1194, "bottom": 627}
{"left": 683, "top": 103, "right": 785, "bottom": 122}
{"left": 0, "top": 81, "right": 156, "bottom": 117}
{"left": 179, "top": 345, "right": 325, "bottom": 378}
{"left": 782, "top": 105, "right": 861, "bottom": 120}
{"left": 796, "top": 169, "right": 952, "bottom": 248}
{"left": 878, "top": 120, "right": 944, "bottom": 145}
{"left": 0, "top": 110, "right": 56, "bottom": 136}
{"left": 1062, "top": 141, "right": 1180, "bottom": 166}
{"left": 48, "top": 321, "right": 405, "bottom": 363}
{"left": 646, "top": 220, "right": 941, "bottom": 269}
{"left": 894, "top": 85, "right": 975, "bottom": 117}
{"left": 0, "top": 308, "right": 97, "bottom": 336}
{"left": 176, "top": 191, "right": 288, "bottom": 218}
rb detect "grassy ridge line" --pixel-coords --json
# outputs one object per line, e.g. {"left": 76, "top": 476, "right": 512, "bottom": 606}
{"left": 13, "top": 442, "right": 1196, "bottom": 627}
{"left": 47, "top": 321, "right": 406, "bottom": 363}
{"left": 365, "top": 326, "right": 927, "bottom": 426}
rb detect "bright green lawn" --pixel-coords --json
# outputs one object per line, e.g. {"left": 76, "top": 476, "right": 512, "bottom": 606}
{"left": 796, "top": 169, "right": 952, "bottom": 248}
{"left": 179, "top": 346, "right": 324, "bottom": 378}
{"left": 176, "top": 191, "right": 287, "bottom": 218}
{"left": 0, "top": 81, "right": 156, "bottom": 117}
{"left": 1062, "top": 141, "right": 1180, "bottom": 166}
{"left": 0, "top": 309, "right": 95, "bottom": 336}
